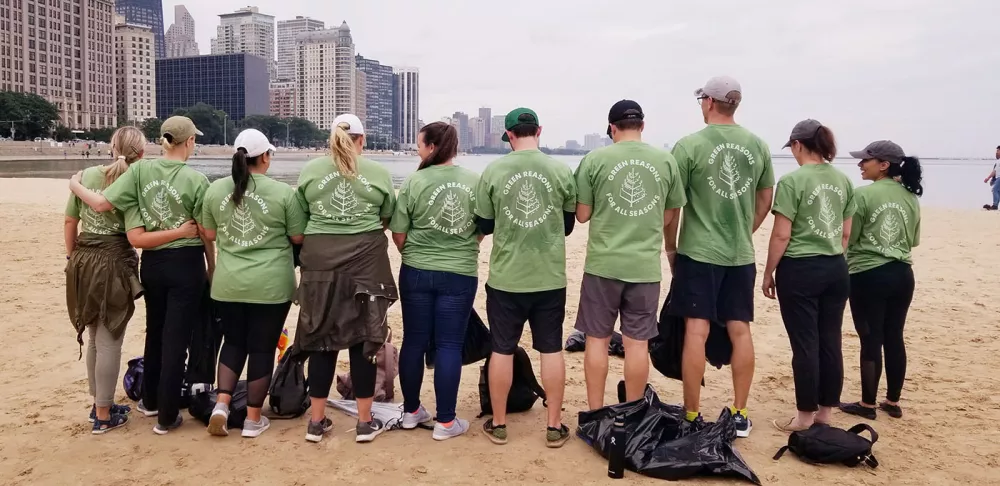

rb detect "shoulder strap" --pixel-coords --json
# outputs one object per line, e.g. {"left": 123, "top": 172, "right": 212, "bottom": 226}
{"left": 515, "top": 349, "right": 548, "bottom": 406}
{"left": 848, "top": 423, "right": 879, "bottom": 445}
{"left": 772, "top": 446, "right": 789, "bottom": 461}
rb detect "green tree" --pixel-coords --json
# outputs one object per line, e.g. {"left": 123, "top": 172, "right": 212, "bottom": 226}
{"left": 239, "top": 115, "right": 283, "bottom": 141}
{"left": 141, "top": 118, "right": 163, "bottom": 142}
{"left": 171, "top": 103, "right": 233, "bottom": 145}
{"left": 0, "top": 91, "right": 60, "bottom": 140}
{"left": 53, "top": 125, "right": 74, "bottom": 142}
{"left": 80, "top": 127, "right": 116, "bottom": 143}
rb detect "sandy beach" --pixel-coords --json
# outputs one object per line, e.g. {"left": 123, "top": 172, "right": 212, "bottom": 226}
{"left": 1, "top": 177, "right": 999, "bottom": 486}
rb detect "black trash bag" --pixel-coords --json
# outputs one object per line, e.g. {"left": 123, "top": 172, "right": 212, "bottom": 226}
{"left": 564, "top": 330, "right": 626, "bottom": 358}
{"left": 185, "top": 288, "right": 223, "bottom": 386}
{"left": 577, "top": 385, "right": 760, "bottom": 485}
{"left": 649, "top": 292, "right": 731, "bottom": 383}
{"left": 425, "top": 309, "right": 492, "bottom": 368}
{"left": 188, "top": 381, "right": 249, "bottom": 429}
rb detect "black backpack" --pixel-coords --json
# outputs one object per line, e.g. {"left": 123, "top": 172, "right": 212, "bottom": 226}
{"left": 188, "top": 381, "right": 249, "bottom": 429}
{"left": 477, "top": 346, "right": 547, "bottom": 418}
{"left": 268, "top": 347, "right": 310, "bottom": 418}
{"left": 774, "top": 423, "right": 880, "bottom": 468}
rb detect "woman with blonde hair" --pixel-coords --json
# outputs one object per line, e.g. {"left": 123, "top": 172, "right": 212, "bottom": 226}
{"left": 294, "top": 114, "right": 396, "bottom": 444}
{"left": 69, "top": 116, "right": 212, "bottom": 435}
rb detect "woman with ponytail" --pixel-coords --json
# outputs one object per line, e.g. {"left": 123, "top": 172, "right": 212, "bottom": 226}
{"left": 294, "top": 114, "right": 396, "bottom": 444}
{"left": 840, "top": 140, "right": 922, "bottom": 421}
{"left": 69, "top": 116, "right": 212, "bottom": 435}
{"left": 199, "top": 129, "right": 306, "bottom": 439}
{"left": 388, "top": 122, "right": 479, "bottom": 440}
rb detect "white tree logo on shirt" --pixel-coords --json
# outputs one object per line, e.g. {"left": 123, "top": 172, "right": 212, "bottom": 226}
{"left": 604, "top": 159, "right": 662, "bottom": 217}
{"left": 314, "top": 172, "right": 375, "bottom": 223}
{"left": 879, "top": 212, "right": 901, "bottom": 247}
{"left": 619, "top": 169, "right": 647, "bottom": 207}
{"left": 427, "top": 182, "right": 476, "bottom": 235}
{"left": 139, "top": 180, "right": 187, "bottom": 230}
{"left": 221, "top": 192, "right": 270, "bottom": 247}
{"left": 805, "top": 183, "right": 847, "bottom": 240}
{"left": 501, "top": 171, "right": 555, "bottom": 229}
{"left": 82, "top": 206, "right": 120, "bottom": 235}
{"left": 439, "top": 192, "right": 466, "bottom": 226}
{"left": 230, "top": 203, "right": 258, "bottom": 237}
{"left": 707, "top": 144, "right": 756, "bottom": 200}
{"left": 151, "top": 187, "right": 172, "bottom": 224}
{"left": 866, "top": 202, "right": 909, "bottom": 257}
{"left": 331, "top": 179, "right": 360, "bottom": 216}
{"left": 516, "top": 181, "right": 541, "bottom": 217}
{"left": 818, "top": 193, "right": 837, "bottom": 231}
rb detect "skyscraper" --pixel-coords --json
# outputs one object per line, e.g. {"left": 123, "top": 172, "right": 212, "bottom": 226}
{"left": 269, "top": 81, "right": 296, "bottom": 118}
{"left": 156, "top": 53, "right": 269, "bottom": 121}
{"left": 211, "top": 7, "right": 276, "bottom": 81}
{"left": 354, "top": 68, "right": 367, "bottom": 124}
{"left": 479, "top": 107, "right": 492, "bottom": 142}
{"left": 584, "top": 133, "right": 604, "bottom": 151}
{"left": 394, "top": 67, "right": 420, "bottom": 150}
{"left": 451, "top": 111, "right": 470, "bottom": 152}
{"left": 356, "top": 55, "right": 395, "bottom": 149}
{"left": 470, "top": 117, "right": 486, "bottom": 149}
{"left": 115, "top": 0, "right": 166, "bottom": 59}
{"left": 115, "top": 14, "right": 157, "bottom": 123}
{"left": 490, "top": 114, "right": 506, "bottom": 149}
{"left": 295, "top": 24, "right": 355, "bottom": 130}
{"left": 276, "top": 16, "right": 324, "bottom": 82}
{"left": 164, "top": 5, "right": 199, "bottom": 58}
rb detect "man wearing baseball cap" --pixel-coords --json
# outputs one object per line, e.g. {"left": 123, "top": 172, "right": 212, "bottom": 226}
{"left": 474, "top": 108, "right": 577, "bottom": 447}
{"left": 665, "top": 76, "right": 775, "bottom": 437}
{"left": 574, "top": 100, "right": 686, "bottom": 410}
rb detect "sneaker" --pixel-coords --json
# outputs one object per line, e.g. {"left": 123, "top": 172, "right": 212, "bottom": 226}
{"left": 402, "top": 405, "right": 433, "bottom": 430}
{"left": 305, "top": 417, "right": 334, "bottom": 443}
{"left": 241, "top": 416, "right": 271, "bottom": 438}
{"left": 879, "top": 402, "right": 903, "bottom": 419}
{"left": 136, "top": 400, "right": 158, "bottom": 417}
{"left": 432, "top": 418, "right": 470, "bottom": 441}
{"left": 207, "top": 404, "right": 229, "bottom": 437}
{"left": 355, "top": 418, "right": 386, "bottom": 443}
{"left": 840, "top": 402, "right": 877, "bottom": 420}
{"left": 152, "top": 414, "right": 183, "bottom": 435}
{"left": 89, "top": 404, "right": 132, "bottom": 423}
{"left": 482, "top": 418, "right": 508, "bottom": 445}
{"left": 545, "top": 424, "right": 571, "bottom": 448}
{"left": 680, "top": 415, "right": 706, "bottom": 436}
{"left": 733, "top": 411, "right": 753, "bottom": 438}
{"left": 92, "top": 412, "right": 129, "bottom": 435}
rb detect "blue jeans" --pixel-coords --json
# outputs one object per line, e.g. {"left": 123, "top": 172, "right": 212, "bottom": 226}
{"left": 992, "top": 179, "right": 1000, "bottom": 208}
{"left": 398, "top": 264, "right": 477, "bottom": 423}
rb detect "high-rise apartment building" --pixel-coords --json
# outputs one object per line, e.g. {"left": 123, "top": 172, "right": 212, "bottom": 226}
{"left": 355, "top": 55, "right": 395, "bottom": 148}
{"left": 115, "top": 0, "right": 165, "bottom": 59}
{"left": 164, "top": 5, "right": 199, "bottom": 58}
{"left": 394, "top": 67, "right": 419, "bottom": 150}
{"left": 490, "top": 114, "right": 506, "bottom": 149}
{"left": 156, "top": 53, "right": 268, "bottom": 121}
{"left": 268, "top": 80, "right": 296, "bottom": 118}
{"left": 354, "top": 67, "right": 366, "bottom": 123}
{"left": 584, "top": 133, "right": 604, "bottom": 151}
{"left": 478, "top": 107, "right": 491, "bottom": 141}
{"left": 294, "top": 23, "right": 355, "bottom": 130}
{"left": 275, "top": 16, "right": 323, "bottom": 82}
{"left": 0, "top": 0, "right": 118, "bottom": 130}
{"left": 114, "top": 14, "right": 156, "bottom": 123}
{"left": 470, "top": 116, "right": 485, "bottom": 149}
{"left": 451, "top": 111, "right": 470, "bottom": 152}
{"left": 211, "top": 6, "right": 275, "bottom": 81}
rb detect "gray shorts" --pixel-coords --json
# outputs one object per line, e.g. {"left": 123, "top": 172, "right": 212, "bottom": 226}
{"left": 574, "top": 273, "right": 660, "bottom": 341}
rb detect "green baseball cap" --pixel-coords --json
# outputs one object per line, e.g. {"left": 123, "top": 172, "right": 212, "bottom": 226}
{"left": 501, "top": 107, "right": 540, "bottom": 142}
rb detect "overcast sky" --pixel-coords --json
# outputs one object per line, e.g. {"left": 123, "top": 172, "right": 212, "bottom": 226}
{"left": 164, "top": 0, "right": 1000, "bottom": 158}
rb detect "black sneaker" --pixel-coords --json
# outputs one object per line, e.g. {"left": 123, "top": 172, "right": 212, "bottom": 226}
{"left": 733, "top": 411, "right": 753, "bottom": 438}
{"left": 89, "top": 404, "right": 132, "bottom": 423}
{"left": 839, "top": 402, "right": 877, "bottom": 420}
{"left": 879, "top": 402, "right": 903, "bottom": 419}
{"left": 152, "top": 414, "right": 183, "bottom": 435}
{"left": 355, "top": 418, "right": 386, "bottom": 443}
{"left": 305, "top": 417, "right": 334, "bottom": 443}
{"left": 680, "top": 415, "right": 706, "bottom": 436}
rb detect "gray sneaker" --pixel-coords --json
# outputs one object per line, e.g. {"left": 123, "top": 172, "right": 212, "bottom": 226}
{"left": 402, "top": 405, "right": 433, "bottom": 430}
{"left": 241, "top": 416, "right": 270, "bottom": 438}
{"left": 355, "top": 418, "right": 386, "bottom": 443}
{"left": 432, "top": 418, "right": 470, "bottom": 441}
{"left": 136, "top": 400, "right": 158, "bottom": 417}
{"left": 152, "top": 414, "right": 183, "bottom": 435}
{"left": 207, "top": 403, "right": 229, "bottom": 437}
{"left": 305, "top": 417, "right": 334, "bottom": 443}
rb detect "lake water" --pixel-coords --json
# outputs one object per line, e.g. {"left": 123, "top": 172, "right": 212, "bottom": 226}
{"left": 0, "top": 154, "right": 994, "bottom": 210}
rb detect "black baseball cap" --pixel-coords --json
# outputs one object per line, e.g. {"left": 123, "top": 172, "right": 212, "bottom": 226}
{"left": 849, "top": 140, "right": 905, "bottom": 164}
{"left": 782, "top": 119, "right": 823, "bottom": 149}
{"left": 607, "top": 100, "right": 644, "bottom": 137}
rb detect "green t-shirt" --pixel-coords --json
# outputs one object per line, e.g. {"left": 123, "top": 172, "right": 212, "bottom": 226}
{"left": 389, "top": 165, "right": 481, "bottom": 277}
{"left": 672, "top": 124, "right": 775, "bottom": 266}
{"left": 575, "top": 141, "right": 687, "bottom": 283}
{"left": 772, "top": 163, "right": 857, "bottom": 258}
{"left": 102, "top": 158, "right": 210, "bottom": 250}
{"left": 296, "top": 156, "right": 395, "bottom": 235}
{"left": 201, "top": 174, "right": 308, "bottom": 304}
{"left": 65, "top": 166, "right": 132, "bottom": 235}
{"left": 846, "top": 179, "right": 921, "bottom": 274}
{"left": 474, "top": 149, "right": 577, "bottom": 293}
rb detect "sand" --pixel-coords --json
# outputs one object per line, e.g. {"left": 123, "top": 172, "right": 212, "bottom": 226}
{"left": 1, "top": 177, "right": 999, "bottom": 486}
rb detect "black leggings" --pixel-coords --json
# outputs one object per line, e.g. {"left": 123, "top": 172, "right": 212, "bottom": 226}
{"left": 308, "top": 343, "right": 377, "bottom": 400}
{"left": 215, "top": 301, "right": 292, "bottom": 408}
{"left": 849, "top": 261, "right": 915, "bottom": 404}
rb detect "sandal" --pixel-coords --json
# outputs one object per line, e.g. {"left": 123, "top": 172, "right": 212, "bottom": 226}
{"left": 879, "top": 402, "right": 903, "bottom": 419}
{"left": 482, "top": 419, "right": 508, "bottom": 445}
{"left": 92, "top": 412, "right": 129, "bottom": 435}
{"left": 771, "top": 418, "right": 810, "bottom": 433}
{"left": 546, "top": 424, "right": 570, "bottom": 448}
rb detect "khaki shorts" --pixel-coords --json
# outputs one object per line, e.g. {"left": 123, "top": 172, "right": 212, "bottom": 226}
{"left": 574, "top": 273, "right": 660, "bottom": 341}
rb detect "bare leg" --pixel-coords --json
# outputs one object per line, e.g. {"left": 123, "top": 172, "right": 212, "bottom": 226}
{"left": 488, "top": 352, "right": 514, "bottom": 425}
{"left": 727, "top": 320, "right": 755, "bottom": 410}
{"left": 310, "top": 397, "right": 326, "bottom": 423}
{"left": 682, "top": 319, "right": 710, "bottom": 414}
{"left": 622, "top": 335, "right": 649, "bottom": 403}
{"left": 539, "top": 351, "right": 565, "bottom": 428}
{"left": 357, "top": 397, "right": 374, "bottom": 423}
{"left": 814, "top": 406, "right": 834, "bottom": 424}
{"left": 583, "top": 336, "right": 611, "bottom": 410}
{"left": 247, "top": 406, "right": 261, "bottom": 422}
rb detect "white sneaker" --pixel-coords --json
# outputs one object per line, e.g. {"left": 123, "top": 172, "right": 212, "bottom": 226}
{"left": 433, "top": 418, "right": 470, "bottom": 441}
{"left": 401, "top": 405, "right": 433, "bottom": 430}
{"left": 207, "top": 406, "right": 229, "bottom": 437}
{"left": 241, "top": 416, "right": 270, "bottom": 438}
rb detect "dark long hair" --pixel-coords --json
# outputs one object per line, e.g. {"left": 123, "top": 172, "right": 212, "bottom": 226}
{"left": 231, "top": 148, "right": 263, "bottom": 206}
{"left": 888, "top": 155, "right": 923, "bottom": 197}
{"left": 798, "top": 125, "right": 837, "bottom": 162}
{"left": 418, "top": 122, "right": 459, "bottom": 170}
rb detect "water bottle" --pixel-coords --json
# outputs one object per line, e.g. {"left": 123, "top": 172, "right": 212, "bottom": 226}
{"left": 608, "top": 415, "right": 626, "bottom": 479}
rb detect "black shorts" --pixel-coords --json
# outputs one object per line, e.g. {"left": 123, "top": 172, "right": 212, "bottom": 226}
{"left": 667, "top": 253, "right": 756, "bottom": 323}
{"left": 485, "top": 285, "right": 565, "bottom": 355}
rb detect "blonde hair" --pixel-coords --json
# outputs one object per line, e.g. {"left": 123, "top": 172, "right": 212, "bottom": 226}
{"left": 104, "top": 126, "right": 147, "bottom": 187}
{"left": 330, "top": 122, "right": 360, "bottom": 179}
{"left": 160, "top": 134, "right": 192, "bottom": 152}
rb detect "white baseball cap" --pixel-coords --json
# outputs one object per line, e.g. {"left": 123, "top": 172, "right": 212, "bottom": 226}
{"left": 332, "top": 114, "right": 365, "bottom": 135}
{"left": 233, "top": 129, "right": 276, "bottom": 158}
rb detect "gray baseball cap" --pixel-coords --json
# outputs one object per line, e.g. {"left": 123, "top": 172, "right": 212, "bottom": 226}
{"left": 694, "top": 75, "right": 742, "bottom": 104}
{"left": 782, "top": 119, "right": 823, "bottom": 148}
{"left": 849, "top": 140, "right": 905, "bottom": 164}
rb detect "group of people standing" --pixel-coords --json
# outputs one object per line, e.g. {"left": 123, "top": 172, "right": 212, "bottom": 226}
{"left": 64, "top": 75, "right": 922, "bottom": 449}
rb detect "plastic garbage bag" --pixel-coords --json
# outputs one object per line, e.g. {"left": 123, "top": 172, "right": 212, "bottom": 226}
{"left": 188, "top": 380, "right": 248, "bottom": 429}
{"left": 426, "top": 309, "right": 492, "bottom": 368}
{"left": 327, "top": 399, "right": 407, "bottom": 431}
{"left": 649, "top": 293, "right": 731, "bottom": 383}
{"left": 576, "top": 385, "right": 760, "bottom": 484}
{"left": 564, "top": 330, "right": 626, "bottom": 358}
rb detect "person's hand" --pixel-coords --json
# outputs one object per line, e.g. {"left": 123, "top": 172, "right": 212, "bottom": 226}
{"left": 986, "top": 176, "right": 992, "bottom": 184}
{"left": 666, "top": 251, "right": 677, "bottom": 276}
{"left": 177, "top": 220, "right": 199, "bottom": 239}
{"left": 70, "top": 170, "right": 83, "bottom": 185}
{"left": 762, "top": 273, "right": 776, "bottom": 300}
